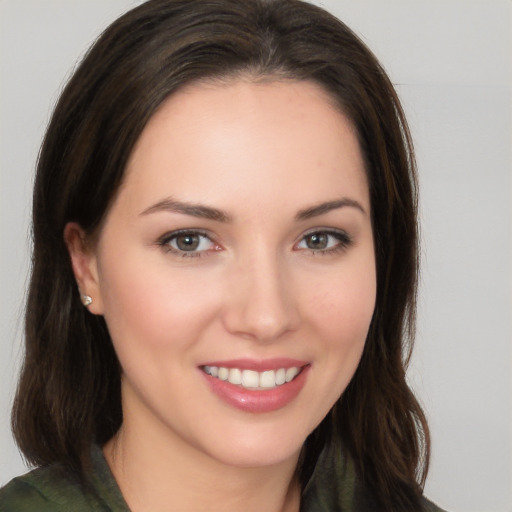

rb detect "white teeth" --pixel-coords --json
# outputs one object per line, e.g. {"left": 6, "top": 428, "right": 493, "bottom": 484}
{"left": 242, "top": 369, "right": 259, "bottom": 388}
{"left": 228, "top": 368, "right": 242, "bottom": 385}
{"left": 260, "top": 370, "right": 276, "bottom": 388}
{"left": 204, "top": 365, "right": 218, "bottom": 377}
{"left": 203, "top": 365, "right": 302, "bottom": 389}
{"left": 285, "top": 367, "right": 299, "bottom": 382}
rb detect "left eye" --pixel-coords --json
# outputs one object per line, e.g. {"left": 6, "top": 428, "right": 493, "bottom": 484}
{"left": 162, "top": 231, "right": 216, "bottom": 253}
{"left": 296, "top": 230, "right": 350, "bottom": 251}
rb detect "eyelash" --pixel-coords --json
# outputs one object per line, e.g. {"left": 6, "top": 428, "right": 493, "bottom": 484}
{"left": 296, "top": 229, "right": 353, "bottom": 256}
{"left": 157, "top": 228, "right": 353, "bottom": 258}
{"left": 157, "top": 229, "right": 218, "bottom": 258}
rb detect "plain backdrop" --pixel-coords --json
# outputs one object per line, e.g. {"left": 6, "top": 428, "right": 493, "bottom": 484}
{"left": 1, "top": 1, "right": 510, "bottom": 511}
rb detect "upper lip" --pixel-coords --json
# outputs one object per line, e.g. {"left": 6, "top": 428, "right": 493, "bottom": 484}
{"left": 198, "top": 358, "right": 309, "bottom": 372}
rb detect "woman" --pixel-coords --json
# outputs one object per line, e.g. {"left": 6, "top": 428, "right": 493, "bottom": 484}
{"left": 1, "top": 0, "right": 445, "bottom": 510}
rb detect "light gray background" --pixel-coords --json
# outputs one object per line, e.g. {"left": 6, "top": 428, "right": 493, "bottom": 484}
{"left": 1, "top": 1, "right": 510, "bottom": 511}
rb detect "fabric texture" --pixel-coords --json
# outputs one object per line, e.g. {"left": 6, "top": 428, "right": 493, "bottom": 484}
{"left": 0, "top": 446, "right": 128, "bottom": 512}
{"left": 0, "top": 446, "right": 446, "bottom": 511}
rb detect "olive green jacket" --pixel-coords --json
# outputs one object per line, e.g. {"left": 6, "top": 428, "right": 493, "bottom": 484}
{"left": 0, "top": 446, "right": 446, "bottom": 511}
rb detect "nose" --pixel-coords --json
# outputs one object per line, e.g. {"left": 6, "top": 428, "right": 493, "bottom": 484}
{"left": 222, "top": 252, "right": 300, "bottom": 343}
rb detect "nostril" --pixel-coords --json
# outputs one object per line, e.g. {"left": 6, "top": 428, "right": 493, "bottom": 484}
{"left": 222, "top": 297, "right": 299, "bottom": 342}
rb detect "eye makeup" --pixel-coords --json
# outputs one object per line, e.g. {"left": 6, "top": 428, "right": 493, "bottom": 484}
{"left": 157, "top": 229, "right": 221, "bottom": 258}
{"left": 156, "top": 226, "right": 353, "bottom": 259}
{"left": 294, "top": 228, "right": 353, "bottom": 256}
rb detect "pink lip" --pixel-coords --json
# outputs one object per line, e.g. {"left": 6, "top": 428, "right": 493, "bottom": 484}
{"left": 200, "top": 358, "right": 308, "bottom": 372}
{"left": 199, "top": 360, "right": 310, "bottom": 413}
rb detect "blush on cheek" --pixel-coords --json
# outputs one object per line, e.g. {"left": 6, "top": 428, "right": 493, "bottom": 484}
{"left": 104, "top": 269, "right": 223, "bottom": 355}
{"left": 311, "top": 286, "right": 375, "bottom": 329}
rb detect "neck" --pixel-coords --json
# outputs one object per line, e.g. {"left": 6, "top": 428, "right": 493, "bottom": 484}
{"left": 104, "top": 419, "right": 301, "bottom": 512}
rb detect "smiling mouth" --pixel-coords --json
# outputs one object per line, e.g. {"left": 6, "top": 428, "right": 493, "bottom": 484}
{"left": 201, "top": 365, "right": 304, "bottom": 390}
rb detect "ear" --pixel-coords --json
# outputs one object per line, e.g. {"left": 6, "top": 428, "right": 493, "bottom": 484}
{"left": 63, "top": 222, "right": 104, "bottom": 315}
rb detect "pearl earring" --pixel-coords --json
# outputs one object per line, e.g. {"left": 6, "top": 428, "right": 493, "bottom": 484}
{"left": 81, "top": 294, "right": 93, "bottom": 307}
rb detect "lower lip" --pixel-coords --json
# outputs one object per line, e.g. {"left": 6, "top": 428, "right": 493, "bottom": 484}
{"left": 201, "top": 366, "right": 310, "bottom": 413}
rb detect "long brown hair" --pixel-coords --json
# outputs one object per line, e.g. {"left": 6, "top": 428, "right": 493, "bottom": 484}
{"left": 12, "top": 1, "right": 429, "bottom": 510}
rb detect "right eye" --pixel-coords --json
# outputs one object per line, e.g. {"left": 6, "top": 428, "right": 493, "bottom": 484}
{"left": 159, "top": 230, "right": 219, "bottom": 257}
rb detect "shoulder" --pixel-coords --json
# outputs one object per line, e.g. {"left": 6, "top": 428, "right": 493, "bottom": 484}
{"left": 301, "top": 447, "right": 449, "bottom": 512}
{"left": 0, "top": 473, "right": 48, "bottom": 512}
{"left": 0, "top": 465, "right": 106, "bottom": 512}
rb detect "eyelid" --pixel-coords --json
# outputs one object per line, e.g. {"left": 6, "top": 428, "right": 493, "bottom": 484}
{"left": 156, "top": 227, "right": 352, "bottom": 258}
{"left": 157, "top": 228, "right": 221, "bottom": 257}
{"left": 294, "top": 227, "right": 353, "bottom": 253}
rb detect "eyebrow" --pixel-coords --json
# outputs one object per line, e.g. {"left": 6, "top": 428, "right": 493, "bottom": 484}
{"left": 295, "top": 198, "right": 366, "bottom": 221}
{"left": 140, "top": 198, "right": 232, "bottom": 222}
{"left": 140, "top": 196, "right": 366, "bottom": 222}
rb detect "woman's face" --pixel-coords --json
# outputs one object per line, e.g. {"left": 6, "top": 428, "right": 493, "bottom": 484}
{"left": 75, "top": 79, "right": 376, "bottom": 469}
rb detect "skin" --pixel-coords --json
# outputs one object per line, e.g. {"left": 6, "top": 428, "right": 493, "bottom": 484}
{"left": 65, "top": 79, "right": 376, "bottom": 512}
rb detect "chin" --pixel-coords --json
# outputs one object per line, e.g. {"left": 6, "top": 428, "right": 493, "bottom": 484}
{"left": 191, "top": 416, "right": 315, "bottom": 470}
{"left": 210, "top": 441, "right": 303, "bottom": 470}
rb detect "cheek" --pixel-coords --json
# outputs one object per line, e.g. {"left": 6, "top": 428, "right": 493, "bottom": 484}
{"left": 307, "top": 261, "right": 376, "bottom": 341}
{"left": 97, "top": 253, "right": 223, "bottom": 355}
{"left": 303, "top": 258, "right": 376, "bottom": 392}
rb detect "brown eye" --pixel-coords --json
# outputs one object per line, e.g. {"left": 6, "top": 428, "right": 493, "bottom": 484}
{"left": 175, "top": 233, "right": 201, "bottom": 251}
{"left": 305, "top": 233, "right": 328, "bottom": 250}
{"left": 160, "top": 230, "right": 217, "bottom": 256}
{"left": 296, "top": 230, "right": 352, "bottom": 253}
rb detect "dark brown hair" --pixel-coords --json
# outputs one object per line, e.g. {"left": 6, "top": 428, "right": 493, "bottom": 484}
{"left": 12, "top": 0, "right": 429, "bottom": 510}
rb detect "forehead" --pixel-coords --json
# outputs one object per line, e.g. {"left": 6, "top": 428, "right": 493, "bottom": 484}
{"left": 118, "top": 78, "right": 369, "bottom": 217}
